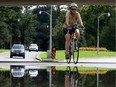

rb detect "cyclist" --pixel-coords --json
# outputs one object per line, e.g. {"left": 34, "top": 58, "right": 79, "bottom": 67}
{"left": 63, "top": 3, "right": 84, "bottom": 59}
{"left": 65, "top": 66, "right": 79, "bottom": 87}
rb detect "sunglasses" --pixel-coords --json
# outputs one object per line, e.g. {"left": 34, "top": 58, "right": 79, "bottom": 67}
{"left": 71, "top": 8, "right": 77, "bottom": 11}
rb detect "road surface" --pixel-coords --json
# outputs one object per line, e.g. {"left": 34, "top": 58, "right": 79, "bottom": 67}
{"left": 0, "top": 51, "right": 116, "bottom": 69}
{"left": 0, "top": 51, "right": 44, "bottom": 69}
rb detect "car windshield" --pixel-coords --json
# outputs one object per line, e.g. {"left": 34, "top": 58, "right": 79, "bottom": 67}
{"left": 13, "top": 45, "right": 24, "bottom": 49}
{"left": 30, "top": 44, "right": 37, "bottom": 46}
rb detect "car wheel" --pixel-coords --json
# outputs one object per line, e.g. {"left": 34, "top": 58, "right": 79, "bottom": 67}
{"left": 23, "top": 56, "right": 25, "bottom": 59}
{"left": 29, "top": 50, "right": 31, "bottom": 52}
{"left": 10, "top": 55, "right": 12, "bottom": 58}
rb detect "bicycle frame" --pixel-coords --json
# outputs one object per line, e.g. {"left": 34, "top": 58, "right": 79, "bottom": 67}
{"left": 66, "top": 24, "right": 84, "bottom": 64}
{"left": 71, "top": 66, "right": 79, "bottom": 87}
{"left": 69, "top": 31, "right": 79, "bottom": 64}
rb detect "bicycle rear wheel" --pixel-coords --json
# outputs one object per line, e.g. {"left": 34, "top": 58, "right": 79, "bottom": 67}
{"left": 65, "top": 66, "right": 71, "bottom": 77}
{"left": 73, "top": 41, "right": 79, "bottom": 64}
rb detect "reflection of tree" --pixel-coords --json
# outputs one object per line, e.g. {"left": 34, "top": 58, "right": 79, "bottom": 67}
{"left": 52, "top": 71, "right": 65, "bottom": 87}
{"left": 0, "top": 71, "right": 10, "bottom": 87}
{"left": 24, "top": 70, "right": 48, "bottom": 87}
{"left": 12, "top": 77, "right": 24, "bottom": 87}
{"left": 0, "top": 70, "right": 115, "bottom": 87}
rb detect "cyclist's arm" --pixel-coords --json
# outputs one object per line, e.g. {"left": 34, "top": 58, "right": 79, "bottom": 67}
{"left": 65, "top": 11, "right": 70, "bottom": 27}
{"left": 77, "top": 12, "right": 84, "bottom": 27}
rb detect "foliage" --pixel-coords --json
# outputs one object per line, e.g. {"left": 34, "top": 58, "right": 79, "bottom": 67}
{"left": 0, "top": 6, "right": 37, "bottom": 49}
{"left": 100, "top": 11, "right": 116, "bottom": 51}
{"left": 79, "top": 5, "right": 115, "bottom": 51}
{"left": 0, "top": 21, "right": 9, "bottom": 48}
{"left": 0, "top": 5, "right": 115, "bottom": 51}
{"left": 53, "top": 11, "right": 65, "bottom": 49}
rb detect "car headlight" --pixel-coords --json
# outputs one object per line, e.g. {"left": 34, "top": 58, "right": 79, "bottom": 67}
{"left": 11, "top": 50, "right": 14, "bottom": 52}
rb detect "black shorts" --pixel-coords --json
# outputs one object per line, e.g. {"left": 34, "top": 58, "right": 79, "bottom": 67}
{"left": 63, "top": 28, "right": 75, "bottom": 35}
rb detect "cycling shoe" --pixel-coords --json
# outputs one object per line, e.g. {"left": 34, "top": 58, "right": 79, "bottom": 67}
{"left": 65, "top": 53, "right": 70, "bottom": 59}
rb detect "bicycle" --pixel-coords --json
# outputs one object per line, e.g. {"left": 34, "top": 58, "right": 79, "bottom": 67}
{"left": 66, "top": 24, "right": 84, "bottom": 64}
{"left": 71, "top": 66, "right": 79, "bottom": 87}
{"left": 65, "top": 66, "right": 79, "bottom": 87}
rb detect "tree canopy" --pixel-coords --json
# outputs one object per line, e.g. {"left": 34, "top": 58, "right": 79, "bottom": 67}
{"left": 0, "top": 5, "right": 115, "bottom": 51}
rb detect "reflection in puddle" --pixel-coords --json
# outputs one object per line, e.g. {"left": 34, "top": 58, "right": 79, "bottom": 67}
{"left": 0, "top": 67, "right": 115, "bottom": 87}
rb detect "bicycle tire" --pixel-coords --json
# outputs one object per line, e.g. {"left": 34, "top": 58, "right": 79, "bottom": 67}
{"left": 72, "top": 66, "right": 79, "bottom": 87}
{"left": 72, "top": 66, "right": 79, "bottom": 79}
{"left": 73, "top": 41, "right": 79, "bottom": 64}
{"left": 65, "top": 66, "right": 71, "bottom": 77}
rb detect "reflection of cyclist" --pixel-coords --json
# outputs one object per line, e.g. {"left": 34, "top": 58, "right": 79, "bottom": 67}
{"left": 73, "top": 74, "right": 78, "bottom": 87}
{"left": 65, "top": 70, "right": 70, "bottom": 87}
{"left": 63, "top": 3, "right": 84, "bottom": 59}
{"left": 65, "top": 66, "right": 79, "bottom": 87}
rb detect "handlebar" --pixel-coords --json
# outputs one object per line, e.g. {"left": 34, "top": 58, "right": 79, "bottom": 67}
{"left": 67, "top": 24, "right": 85, "bottom": 30}
{"left": 67, "top": 24, "right": 85, "bottom": 34}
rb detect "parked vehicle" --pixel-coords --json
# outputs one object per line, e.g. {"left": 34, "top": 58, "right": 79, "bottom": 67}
{"left": 29, "top": 44, "right": 38, "bottom": 52}
{"left": 10, "top": 44, "right": 25, "bottom": 58}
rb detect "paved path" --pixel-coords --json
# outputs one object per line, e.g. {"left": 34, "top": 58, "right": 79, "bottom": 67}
{"left": 0, "top": 57, "right": 116, "bottom": 69}
{"left": 79, "top": 56, "right": 116, "bottom": 63}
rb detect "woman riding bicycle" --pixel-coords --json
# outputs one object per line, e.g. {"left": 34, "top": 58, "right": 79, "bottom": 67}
{"left": 63, "top": 3, "right": 84, "bottom": 59}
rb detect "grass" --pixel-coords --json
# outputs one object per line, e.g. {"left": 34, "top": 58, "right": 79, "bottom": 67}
{"left": 38, "top": 50, "right": 116, "bottom": 71}
{"left": 39, "top": 50, "right": 116, "bottom": 60}
{"left": 0, "top": 68, "right": 9, "bottom": 71}
{"left": 0, "top": 49, "right": 9, "bottom": 53}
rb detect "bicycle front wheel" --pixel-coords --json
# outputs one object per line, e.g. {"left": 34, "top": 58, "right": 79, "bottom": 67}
{"left": 73, "top": 43, "right": 79, "bottom": 64}
{"left": 72, "top": 66, "right": 79, "bottom": 87}
{"left": 66, "top": 51, "right": 71, "bottom": 64}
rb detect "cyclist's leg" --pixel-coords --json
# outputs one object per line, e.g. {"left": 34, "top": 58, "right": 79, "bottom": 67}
{"left": 74, "top": 29, "right": 80, "bottom": 49}
{"left": 65, "top": 75, "right": 70, "bottom": 87}
{"left": 65, "top": 33, "right": 71, "bottom": 58}
{"left": 64, "top": 28, "right": 71, "bottom": 58}
{"left": 75, "top": 29, "right": 80, "bottom": 39}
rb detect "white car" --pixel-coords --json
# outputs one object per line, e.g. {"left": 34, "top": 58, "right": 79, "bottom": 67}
{"left": 29, "top": 69, "right": 38, "bottom": 77}
{"left": 29, "top": 44, "right": 38, "bottom": 52}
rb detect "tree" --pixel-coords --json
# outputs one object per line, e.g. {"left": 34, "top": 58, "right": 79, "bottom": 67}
{"left": 32, "top": 6, "right": 61, "bottom": 50}
{"left": 100, "top": 14, "right": 116, "bottom": 51}
{"left": 0, "top": 21, "right": 9, "bottom": 48}
{"left": 53, "top": 11, "right": 66, "bottom": 50}
{"left": 0, "top": 6, "right": 37, "bottom": 48}
{"left": 79, "top": 5, "right": 115, "bottom": 51}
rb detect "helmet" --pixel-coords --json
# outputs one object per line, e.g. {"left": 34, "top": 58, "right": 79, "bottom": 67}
{"left": 69, "top": 3, "right": 78, "bottom": 8}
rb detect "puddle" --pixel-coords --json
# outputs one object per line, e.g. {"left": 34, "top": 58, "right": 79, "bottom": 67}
{"left": 0, "top": 66, "right": 116, "bottom": 87}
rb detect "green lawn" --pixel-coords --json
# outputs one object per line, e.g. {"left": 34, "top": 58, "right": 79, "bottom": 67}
{"left": 38, "top": 50, "right": 116, "bottom": 71}
{"left": 39, "top": 50, "right": 116, "bottom": 60}
{"left": 0, "top": 49, "right": 9, "bottom": 53}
